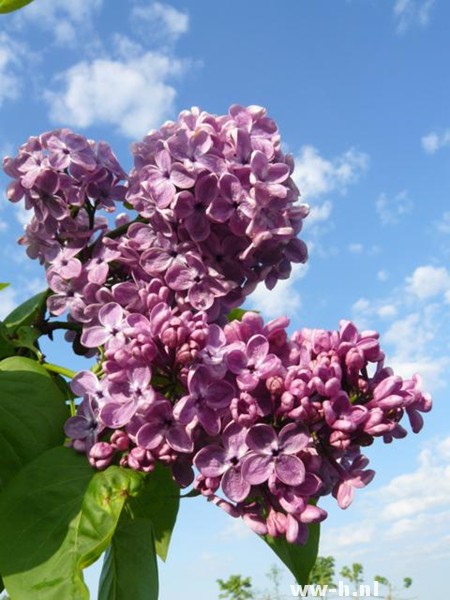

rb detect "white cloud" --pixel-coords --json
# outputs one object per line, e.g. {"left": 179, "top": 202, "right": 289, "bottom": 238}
{"left": 377, "top": 304, "right": 397, "bottom": 318}
{"left": 0, "top": 33, "right": 24, "bottom": 106}
{"left": 307, "top": 200, "right": 333, "bottom": 226}
{"left": 436, "top": 211, "right": 450, "bottom": 234}
{"left": 131, "top": 2, "right": 189, "bottom": 43}
{"left": 377, "top": 269, "right": 389, "bottom": 282}
{"left": 293, "top": 146, "right": 369, "bottom": 201}
{"left": 14, "top": 203, "right": 30, "bottom": 227}
{"left": 376, "top": 190, "right": 412, "bottom": 225}
{"left": 394, "top": 0, "right": 436, "bottom": 34}
{"left": 421, "top": 130, "right": 450, "bottom": 154}
{"left": 45, "top": 48, "right": 187, "bottom": 139}
{"left": 248, "top": 263, "right": 308, "bottom": 318}
{"left": 13, "top": 0, "right": 103, "bottom": 46}
{"left": 348, "top": 243, "right": 364, "bottom": 254}
{"left": 0, "top": 286, "right": 17, "bottom": 319}
{"left": 352, "top": 261, "right": 450, "bottom": 393}
{"left": 322, "top": 435, "right": 450, "bottom": 563}
{"left": 405, "top": 265, "right": 450, "bottom": 300}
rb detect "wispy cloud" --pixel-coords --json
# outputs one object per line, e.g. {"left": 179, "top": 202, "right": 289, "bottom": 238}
{"left": 376, "top": 190, "right": 412, "bottom": 225}
{"left": 293, "top": 146, "right": 369, "bottom": 201}
{"left": 352, "top": 261, "right": 450, "bottom": 393}
{"left": 322, "top": 434, "right": 450, "bottom": 562}
{"left": 12, "top": 0, "right": 104, "bottom": 47}
{"left": 421, "top": 129, "right": 450, "bottom": 154}
{"left": 292, "top": 145, "right": 368, "bottom": 246}
{"left": 0, "top": 33, "right": 25, "bottom": 107}
{"left": 405, "top": 265, "right": 450, "bottom": 300}
{"left": 131, "top": 2, "right": 189, "bottom": 44}
{"left": 247, "top": 263, "right": 308, "bottom": 319}
{"left": 0, "top": 285, "right": 17, "bottom": 319}
{"left": 393, "top": 0, "right": 436, "bottom": 34}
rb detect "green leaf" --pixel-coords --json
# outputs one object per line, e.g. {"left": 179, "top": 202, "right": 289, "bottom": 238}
{"left": 0, "top": 0, "right": 34, "bottom": 13}
{"left": 0, "top": 448, "right": 145, "bottom": 599}
{"left": 128, "top": 464, "right": 180, "bottom": 561}
{"left": 5, "top": 325, "right": 41, "bottom": 356}
{"left": 262, "top": 522, "right": 320, "bottom": 585}
{"left": 3, "top": 290, "right": 47, "bottom": 330}
{"left": 0, "top": 356, "right": 69, "bottom": 490}
{"left": 99, "top": 517, "right": 158, "bottom": 600}
{"left": 0, "top": 283, "right": 9, "bottom": 291}
{"left": 0, "top": 324, "right": 15, "bottom": 360}
{"left": 98, "top": 464, "right": 178, "bottom": 599}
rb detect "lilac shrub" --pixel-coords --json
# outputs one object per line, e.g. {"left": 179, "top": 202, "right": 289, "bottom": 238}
{"left": 4, "top": 105, "right": 431, "bottom": 547}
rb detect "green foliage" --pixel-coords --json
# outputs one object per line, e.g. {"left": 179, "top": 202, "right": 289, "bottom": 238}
{"left": 0, "top": 0, "right": 34, "bottom": 14}
{"left": 98, "top": 463, "right": 179, "bottom": 599}
{"left": 3, "top": 290, "right": 47, "bottom": 330}
{"left": 0, "top": 448, "right": 145, "bottom": 599}
{"left": 309, "top": 556, "right": 335, "bottom": 586}
{"left": 0, "top": 356, "right": 69, "bottom": 491}
{"left": 340, "top": 562, "right": 364, "bottom": 587}
{"left": 217, "top": 574, "right": 254, "bottom": 600}
{"left": 262, "top": 521, "right": 320, "bottom": 586}
{"left": 0, "top": 284, "right": 9, "bottom": 291}
{"left": 124, "top": 463, "right": 180, "bottom": 561}
{"left": 99, "top": 517, "right": 158, "bottom": 600}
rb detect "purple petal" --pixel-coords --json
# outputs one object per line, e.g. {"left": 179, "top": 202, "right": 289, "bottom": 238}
{"left": 194, "top": 445, "right": 228, "bottom": 477}
{"left": 136, "top": 423, "right": 165, "bottom": 449}
{"left": 99, "top": 302, "right": 123, "bottom": 328}
{"left": 241, "top": 453, "right": 273, "bottom": 485}
{"left": 64, "top": 416, "right": 91, "bottom": 439}
{"left": 278, "top": 423, "right": 309, "bottom": 454}
{"left": 185, "top": 214, "right": 211, "bottom": 242}
{"left": 167, "top": 425, "right": 194, "bottom": 453}
{"left": 246, "top": 335, "right": 269, "bottom": 366}
{"left": 70, "top": 370, "right": 99, "bottom": 397}
{"left": 222, "top": 467, "right": 251, "bottom": 503}
{"left": 170, "top": 163, "right": 196, "bottom": 188}
{"left": 226, "top": 347, "right": 247, "bottom": 374}
{"left": 81, "top": 326, "right": 110, "bottom": 348}
{"left": 246, "top": 424, "right": 277, "bottom": 452}
{"left": 275, "top": 454, "right": 305, "bottom": 486}
{"left": 100, "top": 401, "right": 137, "bottom": 429}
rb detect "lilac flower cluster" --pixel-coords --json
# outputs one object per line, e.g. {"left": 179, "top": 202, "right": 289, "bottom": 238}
{"left": 4, "top": 106, "right": 432, "bottom": 546}
{"left": 126, "top": 105, "right": 309, "bottom": 318}
{"left": 65, "top": 312, "right": 431, "bottom": 544}
{"left": 4, "top": 128, "right": 126, "bottom": 264}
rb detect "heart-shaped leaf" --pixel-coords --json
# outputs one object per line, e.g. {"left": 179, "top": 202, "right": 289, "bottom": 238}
{"left": 0, "top": 448, "right": 145, "bottom": 599}
{"left": 0, "top": 356, "right": 69, "bottom": 490}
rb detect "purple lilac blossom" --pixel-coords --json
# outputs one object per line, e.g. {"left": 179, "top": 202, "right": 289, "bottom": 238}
{"left": 5, "top": 109, "right": 432, "bottom": 547}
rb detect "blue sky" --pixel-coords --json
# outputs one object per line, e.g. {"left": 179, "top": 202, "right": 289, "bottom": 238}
{"left": 0, "top": 1, "right": 449, "bottom": 598}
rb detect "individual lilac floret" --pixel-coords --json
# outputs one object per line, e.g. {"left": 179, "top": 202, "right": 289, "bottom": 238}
{"left": 194, "top": 422, "right": 250, "bottom": 502}
{"left": 242, "top": 423, "right": 309, "bottom": 486}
